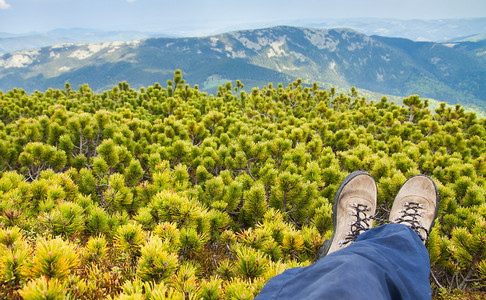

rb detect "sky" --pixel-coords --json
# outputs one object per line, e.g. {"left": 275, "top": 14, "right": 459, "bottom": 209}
{"left": 0, "top": 0, "right": 486, "bottom": 35}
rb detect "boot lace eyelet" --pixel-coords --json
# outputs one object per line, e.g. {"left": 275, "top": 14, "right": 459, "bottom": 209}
{"left": 394, "top": 201, "right": 430, "bottom": 242}
{"left": 341, "top": 203, "right": 374, "bottom": 246}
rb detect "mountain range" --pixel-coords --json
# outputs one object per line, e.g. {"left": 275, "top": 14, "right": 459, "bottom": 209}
{"left": 0, "top": 26, "right": 485, "bottom": 114}
{"left": 2, "top": 18, "right": 486, "bottom": 54}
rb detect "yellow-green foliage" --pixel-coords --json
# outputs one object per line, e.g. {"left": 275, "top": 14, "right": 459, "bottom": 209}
{"left": 224, "top": 277, "right": 261, "bottom": 300}
{"left": 30, "top": 237, "right": 79, "bottom": 280}
{"left": 199, "top": 276, "right": 223, "bottom": 300}
{"left": 19, "top": 277, "right": 67, "bottom": 300}
{"left": 235, "top": 246, "right": 270, "bottom": 279}
{"left": 113, "top": 223, "right": 146, "bottom": 259}
{"left": 38, "top": 201, "right": 85, "bottom": 237}
{"left": 137, "top": 236, "right": 179, "bottom": 283}
{"left": 84, "top": 235, "right": 109, "bottom": 263}
{"left": 0, "top": 227, "right": 31, "bottom": 287}
{"left": 0, "top": 73, "right": 485, "bottom": 297}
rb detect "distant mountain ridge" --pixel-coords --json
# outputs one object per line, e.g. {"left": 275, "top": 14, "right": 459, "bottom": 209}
{"left": 302, "top": 18, "right": 486, "bottom": 42}
{"left": 2, "top": 18, "right": 486, "bottom": 54}
{"left": 0, "top": 26, "right": 485, "bottom": 114}
{"left": 0, "top": 28, "right": 172, "bottom": 54}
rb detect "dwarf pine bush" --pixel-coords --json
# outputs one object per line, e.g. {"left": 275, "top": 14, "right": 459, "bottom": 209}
{"left": 137, "top": 236, "right": 179, "bottom": 283}
{"left": 39, "top": 201, "right": 85, "bottom": 237}
{"left": 235, "top": 246, "right": 270, "bottom": 280}
{"left": 30, "top": 237, "right": 79, "bottom": 280}
{"left": 0, "top": 226, "right": 24, "bottom": 249}
{"left": 118, "top": 278, "right": 184, "bottom": 299}
{"left": 224, "top": 277, "right": 260, "bottom": 300}
{"left": 19, "top": 277, "right": 67, "bottom": 300}
{"left": 113, "top": 223, "right": 146, "bottom": 261}
{"left": 171, "top": 262, "right": 199, "bottom": 297}
{"left": 199, "top": 276, "right": 223, "bottom": 300}
{"left": 83, "top": 235, "right": 109, "bottom": 263}
{"left": 85, "top": 204, "right": 110, "bottom": 235}
{"left": 0, "top": 227, "right": 31, "bottom": 290}
{"left": 0, "top": 72, "right": 484, "bottom": 296}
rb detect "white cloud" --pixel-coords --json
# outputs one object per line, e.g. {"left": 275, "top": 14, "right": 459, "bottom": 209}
{"left": 0, "top": 0, "right": 10, "bottom": 9}
{"left": 126, "top": 0, "right": 136, "bottom": 2}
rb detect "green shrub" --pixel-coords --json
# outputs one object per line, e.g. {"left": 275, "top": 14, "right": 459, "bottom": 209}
{"left": 0, "top": 75, "right": 484, "bottom": 297}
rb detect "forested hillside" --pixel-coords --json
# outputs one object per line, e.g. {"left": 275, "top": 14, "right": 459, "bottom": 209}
{"left": 1, "top": 26, "right": 485, "bottom": 115}
{"left": 0, "top": 73, "right": 485, "bottom": 298}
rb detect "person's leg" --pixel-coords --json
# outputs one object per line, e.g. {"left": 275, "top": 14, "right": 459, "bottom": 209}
{"left": 255, "top": 223, "right": 431, "bottom": 300}
{"left": 255, "top": 174, "right": 439, "bottom": 300}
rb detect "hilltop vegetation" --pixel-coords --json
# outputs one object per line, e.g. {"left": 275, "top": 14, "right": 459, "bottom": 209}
{"left": 0, "top": 72, "right": 485, "bottom": 298}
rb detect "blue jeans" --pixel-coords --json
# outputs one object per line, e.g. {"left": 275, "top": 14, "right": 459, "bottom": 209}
{"left": 255, "top": 224, "right": 431, "bottom": 300}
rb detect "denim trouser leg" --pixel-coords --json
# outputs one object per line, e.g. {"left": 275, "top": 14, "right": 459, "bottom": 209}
{"left": 254, "top": 224, "right": 431, "bottom": 300}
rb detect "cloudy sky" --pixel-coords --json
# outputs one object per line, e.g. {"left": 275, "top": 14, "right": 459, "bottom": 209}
{"left": 1, "top": 0, "right": 485, "bottom": 34}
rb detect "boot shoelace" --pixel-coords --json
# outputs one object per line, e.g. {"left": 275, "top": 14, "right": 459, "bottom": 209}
{"left": 392, "top": 201, "right": 429, "bottom": 242}
{"left": 338, "top": 203, "right": 373, "bottom": 248}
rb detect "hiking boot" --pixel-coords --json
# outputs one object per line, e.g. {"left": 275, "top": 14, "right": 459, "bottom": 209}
{"left": 389, "top": 175, "right": 439, "bottom": 243}
{"left": 319, "top": 171, "right": 377, "bottom": 257}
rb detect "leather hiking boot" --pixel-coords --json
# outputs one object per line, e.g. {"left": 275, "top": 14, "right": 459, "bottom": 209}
{"left": 389, "top": 175, "right": 439, "bottom": 243}
{"left": 319, "top": 171, "right": 377, "bottom": 257}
